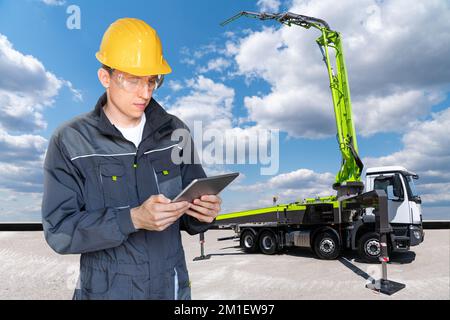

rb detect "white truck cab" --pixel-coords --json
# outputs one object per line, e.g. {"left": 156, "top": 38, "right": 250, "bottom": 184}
{"left": 363, "top": 166, "right": 424, "bottom": 252}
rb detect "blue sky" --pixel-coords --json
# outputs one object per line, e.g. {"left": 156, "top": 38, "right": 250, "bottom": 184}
{"left": 0, "top": 0, "right": 449, "bottom": 221}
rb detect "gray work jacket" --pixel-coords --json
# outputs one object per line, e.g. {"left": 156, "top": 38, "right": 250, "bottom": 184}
{"left": 42, "top": 93, "right": 212, "bottom": 300}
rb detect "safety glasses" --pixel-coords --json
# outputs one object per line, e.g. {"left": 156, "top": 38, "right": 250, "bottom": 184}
{"left": 108, "top": 68, "right": 164, "bottom": 93}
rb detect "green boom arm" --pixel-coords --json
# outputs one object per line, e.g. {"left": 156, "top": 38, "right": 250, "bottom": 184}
{"left": 221, "top": 12, "right": 364, "bottom": 186}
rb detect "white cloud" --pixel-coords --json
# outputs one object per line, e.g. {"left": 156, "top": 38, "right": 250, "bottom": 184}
{"left": 199, "top": 57, "right": 232, "bottom": 74}
{"left": 0, "top": 189, "right": 43, "bottom": 222}
{"left": 0, "top": 131, "right": 46, "bottom": 202}
{"left": 0, "top": 91, "right": 47, "bottom": 133}
{"left": 364, "top": 107, "right": 450, "bottom": 208}
{"left": 166, "top": 75, "right": 235, "bottom": 132}
{"left": 231, "top": 168, "right": 334, "bottom": 195}
{"left": 0, "top": 132, "right": 46, "bottom": 194}
{"left": 0, "top": 34, "right": 82, "bottom": 133}
{"left": 268, "top": 169, "right": 334, "bottom": 190}
{"left": 166, "top": 76, "right": 281, "bottom": 171}
{"left": 179, "top": 44, "right": 221, "bottom": 67}
{"left": 257, "top": 0, "right": 281, "bottom": 12}
{"left": 225, "top": 0, "right": 450, "bottom": 138}
{"left": 0, "top": 34, "right": 61, "bottom": 100}
{"left": 416, "top": 183, "right": 450, "bottom": 205}
{"left": 0, "top": 130, "right": 47, "bottom": 162}
{"left": 353, "top": 90, "right": 444, "bottom": 137}
{"left": 364, "top": 107, "right": 450, "bottom": 179}
{"left": 63, "top": 80, "right": 83, "bottom": 102}
{"left": 180, "top": 57, "right": 196, "bottom": 66}
{"left": 167, "top": 80, "right": 183, "bottom": 92}
{"left": 0, "top": 161, "right": 44, "bottom": 193}
{"left": 0, "top": 33, "right": 81, "bottom": 221}
{"left": 224, "top": 168, "right": 335, "bottom": 212}
{"left": 41, "top": 0, "right": 66, "bottom": 6}
{"left": 244, "top": 85, "right": 335, "bottom": 138}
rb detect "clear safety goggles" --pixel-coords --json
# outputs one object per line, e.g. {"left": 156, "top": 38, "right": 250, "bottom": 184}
{"left": 111, "top": 70, "right": 165, "bottom": 93}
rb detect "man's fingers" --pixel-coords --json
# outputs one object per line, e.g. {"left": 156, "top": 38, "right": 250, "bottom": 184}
{"left": 155, "top": 222, "right": 173, "bottom": 232}
{"left": 151, "top": 208, "right": 188, "bottom": 231}
{"left": 152, "top": 194, "right": 171, "bottom": 204}
{"left": 142, "top": 195, "right": 191, "bottom": 230}
{"left": 185, "top": 209, "right": 215, "bottom": 223}
{"left": 171, "top": 201, "right": 191, "bottom": 210}
{"left": 153, "top": 215, "right": 178, "bottom": 229}
{"left": 151, "top": 206, "right": 189, "bottom": 222}
{"left": 174, "top": 205, "right": 189, "bottom": 217}
{"left": 193, "top": 199, "right": 219, "bottom": 211}
{"left": 190, "top": 203, "right": 216, "bottom": 216}
{"left": 151, "top": 201, "right": 190, "bottom": 213}
{"left": 200, "top": 195, "right": 222, "bottom": 204}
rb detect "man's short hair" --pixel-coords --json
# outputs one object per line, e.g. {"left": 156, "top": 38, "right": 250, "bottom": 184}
{"left": 102, "top": 64, "right": 114, "bottom": 74}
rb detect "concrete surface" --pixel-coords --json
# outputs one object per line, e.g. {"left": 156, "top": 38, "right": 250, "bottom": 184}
{"left": 0, "top": 229, "right": 448, "bottom": 300}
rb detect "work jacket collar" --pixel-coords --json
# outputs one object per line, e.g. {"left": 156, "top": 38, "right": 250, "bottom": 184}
{"left": 93, "top": 92, "right": 174, "bottom": 143}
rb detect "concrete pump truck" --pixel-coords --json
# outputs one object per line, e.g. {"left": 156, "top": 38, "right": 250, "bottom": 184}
{"left": 215, "top": 12, "right": 424, "bottom": 263}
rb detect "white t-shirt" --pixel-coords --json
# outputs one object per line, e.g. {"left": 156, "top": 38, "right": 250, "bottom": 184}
{"left": 115, "top": 113, "right": 146, "bottom": 148}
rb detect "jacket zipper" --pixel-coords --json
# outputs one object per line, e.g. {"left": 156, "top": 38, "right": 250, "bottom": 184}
{"left": 153, "top": 167, "right": 161, "bottom": 193}
{"left": 133, "top": 147, "right": 139, "bottom": 202}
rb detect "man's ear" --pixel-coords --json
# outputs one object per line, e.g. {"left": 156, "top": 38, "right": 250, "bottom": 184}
{"left": 98, "top": 68, "right": 111, "bottom": 88}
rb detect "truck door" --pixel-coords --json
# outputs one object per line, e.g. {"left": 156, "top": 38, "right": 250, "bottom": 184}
{"left": 373, "top": 174, "right": 411, "bottom": 224}
{"left": 404, "top": 175, "right": 423, "bottom": 225}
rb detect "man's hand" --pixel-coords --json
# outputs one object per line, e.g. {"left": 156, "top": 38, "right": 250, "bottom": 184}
{"left": 130, "top": 194, "right": 190, "bottom": 231}
{"left": 186, "top": 195, "right": 221, "bottom": 223}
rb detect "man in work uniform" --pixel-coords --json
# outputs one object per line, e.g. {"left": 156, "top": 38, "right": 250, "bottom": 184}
{"left": 41, "top": 18, "right": 221, "bottom": 300}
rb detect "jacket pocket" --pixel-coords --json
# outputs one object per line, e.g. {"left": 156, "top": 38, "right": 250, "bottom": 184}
{"left": 80, "top": 266, "right": 133, "bottom": 300}
{"left": 99, "top": 163, "right": 130, "bottom": 208}
{"left": 131, "top": 275, "right": 151, "bottom": 300}
{"left": 152, "top": 158, "right": 182, "bottom": 200}
{"left": 80, "top": 266, "right": 110, "bottom": 300}
{"left": 108, "top": 273, "right": 132, "bottom": 300}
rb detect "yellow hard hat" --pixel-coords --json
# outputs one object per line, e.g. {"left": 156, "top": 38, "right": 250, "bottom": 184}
{"left": 96, "top": 18, "right": 172, "bottom": 76}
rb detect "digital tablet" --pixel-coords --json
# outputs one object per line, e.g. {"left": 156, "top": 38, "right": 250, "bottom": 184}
{"left": 172, "top": 172, "right": 239, "bottom": 202}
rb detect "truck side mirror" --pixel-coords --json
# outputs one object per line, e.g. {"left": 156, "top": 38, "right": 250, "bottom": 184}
{"left": 387, "top": 185, "right": 400, "bottom": 201}
{"left": 412, "top": 195, "right": 422, "bottom": 204}
{"left": 273, "top": 196, "right": 278, "bottom": 205}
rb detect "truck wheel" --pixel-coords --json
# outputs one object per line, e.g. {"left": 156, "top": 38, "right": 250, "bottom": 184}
{"left": 314, "top": 231, "right": 340, "bottom": 260}
{"left": 240, "top": 230, "right": 258, "bottom": 253}
{"left": 258, "top": 230, "right": 278, "bottom": 255}
{"left": 358, "top": 232, "right": 381, "bottom": 263}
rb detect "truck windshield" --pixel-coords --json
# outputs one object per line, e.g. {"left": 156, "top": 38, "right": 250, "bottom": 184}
{"left": 405, "top": 175, "right": 419, "bottom": 198}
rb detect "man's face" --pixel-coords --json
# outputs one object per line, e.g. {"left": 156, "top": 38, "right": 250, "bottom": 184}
{"left": 100, "top": 68, "right": 158, "bottom": 120}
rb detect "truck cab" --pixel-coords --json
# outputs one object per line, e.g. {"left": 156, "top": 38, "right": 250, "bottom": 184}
{"left": 362, "top": 166, "right": 424, "bottom": 254}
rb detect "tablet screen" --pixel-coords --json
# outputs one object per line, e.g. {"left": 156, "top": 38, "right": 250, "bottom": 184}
{"left": 172, "top": 172, "right": 239, "bottom": 202}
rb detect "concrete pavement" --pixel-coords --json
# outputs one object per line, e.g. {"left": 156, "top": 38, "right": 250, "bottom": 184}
{"left": 0, "top": 229, "right": 448, "bottom": 300}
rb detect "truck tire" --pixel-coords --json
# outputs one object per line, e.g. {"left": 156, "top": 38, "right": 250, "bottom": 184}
{"left": 314, "top": 231, "right": 340, "bottom": 260}
{"left": 358, "top": 232, "right": 381, "bottom": 263}
{"left": 240, "top": 230, "right": 258, "bottom": 253}
{"left": 258, "top": 230, "right": 278, "bottom": 255}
